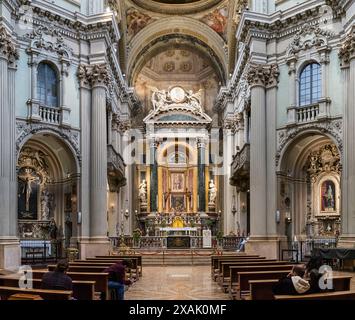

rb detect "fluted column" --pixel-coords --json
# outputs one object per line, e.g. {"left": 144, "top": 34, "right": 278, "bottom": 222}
{"left": 339, "top": 28, "right": 355, "bottom": 246}
{"left": 223, "top": 123, "right": 235, "bottom": 234}
{"left": 266, "top": 69, "right": 279, "bottom": 236}
{"left": 77, "top": 66, "right": 92, "bottom": 242}
{"left": 248, "top": 68, "right": 267, "bottom": 237}
{"left": 245, "top": 63, "right": 280, "bottom": 258}
{"left": 0, "top": 26, "right": 20, "bottom": 269}
{"left": 197, "top": 138, "right": 206, "bottom": 212}
{"left": 150, "top": 140, "right": 158, "bottom": 212}
{"left": 90, "top": 68, "right": 109, "bottom": 240}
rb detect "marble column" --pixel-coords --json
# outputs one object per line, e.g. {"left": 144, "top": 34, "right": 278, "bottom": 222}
{"left": 150, "top": 140, "right": 158, "bottom": 212}
{"left": 197, "top": 138, "right": 206, "bottom": 212}
{"left": 90, "top": 76, "right": 108, "bottom": 240}
{"left": 0, "top": 26, "right": 20, "bottom": 269}
{"left": 223, "top": 125, "right": 235, "bottom": 234}
{"left": 60, "top": 62, "right": 71, "bottom": 127}
{"left": 77, "top": 67, "right": 91, "bottom": 245}
{"left": 78, "top": 64, "right": 110, "bottom": 258}
{"left": 245, "top": 63, "right": 280, "bottom": 259}
{"left": 339, "top": 29, "right": 355, "bottom": 246}
{"left": 266, "top": 75, "right": 279, "bottom": 236}
{"left": 243, "top": 109, "right": 249, "bottom": 144}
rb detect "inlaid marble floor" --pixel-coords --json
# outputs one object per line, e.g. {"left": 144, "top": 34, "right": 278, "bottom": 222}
{"left": 125, "top": 266, "right": 229, "bottom": 300}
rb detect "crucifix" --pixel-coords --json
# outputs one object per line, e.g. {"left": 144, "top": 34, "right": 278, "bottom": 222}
{"left": 18, "top": 168, "right": 39, "bottom": 212}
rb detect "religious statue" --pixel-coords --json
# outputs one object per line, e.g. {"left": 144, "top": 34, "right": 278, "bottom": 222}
{"left": 186, "top": 89, "right": 203, "bottom": 113}
{"left": 138, "top": 180, "right": 147, "bottom": 202}
{"left": 49, "top": 218, "right": 58, "bottom": 240}
{"left": 208, "top": 180, "right": 217, "bottom": 204}
{"left": 18, "top": 168, "right": 39, "bottom": 212}
{"left": 40, "top": 189, "right": 50, "bottom": 221}
{"left": 151, "top": 88, "right": 170, "bottom": 111}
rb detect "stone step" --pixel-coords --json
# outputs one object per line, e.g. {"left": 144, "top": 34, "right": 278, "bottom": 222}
{"left": 142, "top": 254, "right": 211, "bottom": 266}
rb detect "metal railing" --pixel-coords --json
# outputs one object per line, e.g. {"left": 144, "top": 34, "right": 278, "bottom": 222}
{"left": 20, "top": 239, "right": 63, "bottom": 265}
{"left": 279, "top": 238, "right": 338, "bottom": 263}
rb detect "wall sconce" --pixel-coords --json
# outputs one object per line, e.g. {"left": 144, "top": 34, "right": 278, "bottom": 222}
{"left": 241, "top": 202, "right": 246, "bottom": 213}
{"left": 275, "top": 210, "right": 280, "bottom": 224}
{"left": 124, "top": 209, "right": 129, "bottom": 219}
{"left": 285, "top": 211, "right": 292, "bottom": 223}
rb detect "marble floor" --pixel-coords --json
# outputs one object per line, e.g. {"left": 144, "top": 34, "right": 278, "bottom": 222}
{"left": 125, "top": 266, "right": 229, "bottom": 300}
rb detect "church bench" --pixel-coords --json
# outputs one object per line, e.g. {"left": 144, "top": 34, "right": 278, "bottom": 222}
{"left": 85, "top": 257, "right": 141, "bottom": 277}
{"left": 0, "top": 277, "right": 95, "bottom": 300}
{"left": 211, "top": 255, "right": 262, "bottom": 277}
{"left": 226, "top": 264, "right": 293, "bottom": 296}
{"left": 217, "top": 260, "right": 284, "bottom": 287}
{"left": 74, "top": 258, "right": 139, "bottom": 279}
{"left": 248, "top": 275, "right": 353, "bottom": 300}
{"left": 69, "top": 261, "right": 139, "bottom": 281}
{"left": 236, "top": 270, "right": 292, "bottom": 300}
{"left": 213, "top": 258, "right": 268, "bottom": 281}
{"left": 94, "top": 255, "right": 143, "bottom": 276}
{"left": 274, "top": 290, "right": 355, "bottom": 300}
{"left": 0, "top": 286, "right": 72, "bottom": 300}
{"left": 31, "top": 270, "right": 109, "bottom": 300}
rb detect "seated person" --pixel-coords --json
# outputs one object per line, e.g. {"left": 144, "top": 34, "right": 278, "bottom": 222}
{"left": 304, "top": 256, "right": 325, "bottom": 293}
{"left": 104, "top": 260, "right": 132, "bottom": 300}
{"left": 41, "top": 260, "right": 73, "bottom": 291}
{"left": 272, "top": 264, "right": 310, "bottom": 295}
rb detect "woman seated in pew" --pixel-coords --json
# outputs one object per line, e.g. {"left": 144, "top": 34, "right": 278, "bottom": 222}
{"left": 273, "top": 257, "right": 327, "bottom": 295}
{"left": 41, "top": 260, "right": 73, "bottom": 291}
{"left": 272, "top": 265, "right": 310, "bottom": 295}
{"left": 103, "top": 260, "right": 132, "bottom": 300}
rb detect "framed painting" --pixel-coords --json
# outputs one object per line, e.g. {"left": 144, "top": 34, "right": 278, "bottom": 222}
{"left": 170, "top": 194, "right": 186, "bottom": 212}
{"left": 171, "top": 172, "right": 185, "bottom": 192}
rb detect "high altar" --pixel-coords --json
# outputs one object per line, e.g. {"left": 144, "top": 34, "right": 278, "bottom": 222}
{"left": 135, "top": 86, "right": 220, "bottom": 240}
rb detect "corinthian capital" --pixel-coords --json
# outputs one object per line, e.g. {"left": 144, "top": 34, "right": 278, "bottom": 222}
{"left": 247, "top": 63, "right": 280, "bottom": 88}
{"left": 339, "top": 27, "right": 355, "bottom": 65}
{"left": 0, "top": 26, "right": 19, "bottom": 62}
{"left": 77, "top": 64, "right": 111, "bottom": 88}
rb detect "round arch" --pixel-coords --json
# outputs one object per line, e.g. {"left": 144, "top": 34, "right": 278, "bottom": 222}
{"left": 157, "top": 140, "right": 198, "bottom": 165}
{"left": 127, "top": 16, "right": 228, "bottom": 83}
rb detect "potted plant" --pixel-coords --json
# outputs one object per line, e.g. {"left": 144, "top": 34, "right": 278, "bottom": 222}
{"left": 133, "top": 228, "right": 142, "bottom": 248}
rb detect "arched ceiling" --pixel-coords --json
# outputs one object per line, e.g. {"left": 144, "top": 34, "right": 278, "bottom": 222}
{"left": 130, "top": 0, "right": 223, "bottom": 14}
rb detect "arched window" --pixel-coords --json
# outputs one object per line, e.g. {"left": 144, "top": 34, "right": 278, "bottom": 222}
{"left": 37, "top": 63, "right": 59, "bottom": 107}
{"left": 299, "top": 63, "right": 321, "bottom": 106}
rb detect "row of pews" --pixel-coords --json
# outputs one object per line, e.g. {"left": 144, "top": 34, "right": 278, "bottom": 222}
{"left": 212, "top": 253, "right": 355, "bottom": 300}
{"left": 0, "top": 254, "right": 142, "bottom": 300}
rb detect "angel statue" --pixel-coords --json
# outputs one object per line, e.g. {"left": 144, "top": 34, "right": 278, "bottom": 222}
{"left": 186, "top": 89, "right": 203, "bottom": 113}
{"left": 150, "top": 87, "right": 170, "bottom": 111}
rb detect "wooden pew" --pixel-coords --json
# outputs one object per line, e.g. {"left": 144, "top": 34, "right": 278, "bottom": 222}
{"left": 211, "top": 255, "right": 262, "bottom": 277}
{"left": 274, "top": 290, "right": 355, "bottom": 300}
{"left": 94, "top": 255, "right": 143, "bottom": 276}
{"left": 214, "top": 258, "right": 269, "bottom": 281}
{"left": 249, "top": 275, "right": 353, "bottom": 300}
{"left": 237, "top": 270, "right": 292, "bottom": 300}
{"left": 0, "top": 286, "right": 72, "bottom": 300}
{"left": 228, "top": 264, "right": 293, "bottom": 297}
{"left": 217, "top": 260, "right": 285, "bottom": 288}
{"left": 31, "top": 270, "right": 109, "bottom": 300}
{"left": 0, "top": 277, "right": 95, "bottom": 300}
{"left": 83, "top": 257, "right": 140, "bottom": 278}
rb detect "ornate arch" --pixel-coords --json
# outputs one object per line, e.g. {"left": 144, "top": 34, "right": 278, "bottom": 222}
{"left": 276, "top": 119, "right": 343, "bottom": 170}
{"left": 16, "top": 122, "right": 81, "bottom": 169}
{"left": 127, "top": 16, "right": 228, "bottom": 83}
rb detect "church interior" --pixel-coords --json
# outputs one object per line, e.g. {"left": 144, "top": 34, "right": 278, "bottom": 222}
{"left": 0, "top": 0, "right": 355, "bottom": 302}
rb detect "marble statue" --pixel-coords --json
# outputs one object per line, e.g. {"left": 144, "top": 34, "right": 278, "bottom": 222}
{"left": 209, "top": 180, "right": 217, "bottom": 204}
{"left": 139, "top": 180, "right": 147, "bottom": 202}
